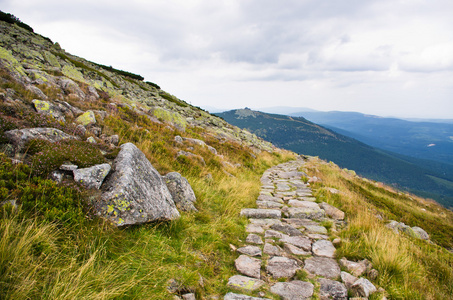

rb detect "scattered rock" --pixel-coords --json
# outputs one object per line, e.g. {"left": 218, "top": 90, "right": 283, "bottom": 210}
{"left": 339, "top": 258, "right": 367, "bottom": 277}
{"left": 304, "top": 257, "right": 341, "bottom": 279}
{"left": 235, "top": 255, "right": 261, "bottom": 279}
{"left": 227, "top": 275, "right": 265, "bottom": 292}
{"left": 73, "top": 163, "right": 111, "bottom": 189}
{"left": 266, "top": 256, "right": 300, "bottom": 279}
{"left": 412, "top": 226, "right": 430, "bottom": 240}
{"left": 318, "top": 278, "right": 348, "bottom": 300}
{"left": 99, "top": 143, "right": 180, "bottom": 226}
{"left": 270, "top": 281, "right": 314, "bottom": 300}
{"left": 340, "top": 271, "right": 358, "bottom": 290}
{"left": 351, "top": 278, "right": 377, "bottom": 298}
{"left": 164, "top": 172, "right": 197, "bottom": 212}
{"left": 224, "top": 292, "right": 270, "bottom": 300}
{"left": 76, "top": 110, "right": 96, "bottom": 126}
{"left": 32, "top": 99, "right": 65, "bottom": 122}
{"left": 319, "top": 202, "right": 345, "bottom": 220}
{"left": 86, "top": 136, "right": 96, "bottom": 143}
{"left": 182, "top": 293, "right": 196, "bottom": 300}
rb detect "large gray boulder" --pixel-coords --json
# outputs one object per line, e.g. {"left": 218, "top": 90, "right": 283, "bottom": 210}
{"left": 4, "top": 128, "right": 79, "bottom": 152}
{"left": 163, "top": 172, "right": 197, "bottom": 212}
{"left": 99, "top": 143, "right": 180, "bottom": 226}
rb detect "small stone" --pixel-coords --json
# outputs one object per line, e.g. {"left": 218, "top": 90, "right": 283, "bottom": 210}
{"left": 340, "top": 271, "right": 358, "bottom": 290}
{"left": 270, "top": 223, "right": 304, "bottom": 236}
{"left": 283, "top": 243, "right": 311, "bottom": 256}
{"left": 237, "top": 245, "right": 262, "bottom": 257}
{"left": 73, "top": 163, "right": 111, "bottom": 189}
{"left": 320, "top": 202, "right": 345, "bottom": 220}
{"left": 246, "top": 224, "right": 265, "bottom": 234}
{"left": 351, "top": 278, "right": 377, "bottom": 297}
{"left": 60, "top": 163, "right": 78, "bottom": 171}
{"left": 50, "top": 170, "right": 64, "bottom": 183}
{"left": 76, "top": 110, "right": 96, "bottom": 126}
{"left": 227, "top": 275, "right": 265, "bottom": 292}
{"left": 266, "top": 256, "right": 301, "bottom": 279}
{"left": 182, "top": 293, "right": 196, "bottom": 300}
{"left": 240, "top": 209, "right": 282, "bottom": 219}
{"left": 318, "top": 278, "right": 348, "bottom": 300}
{"left": 304, "top": 257, "right": 341, "bottom": 279}
{"left": 86, "top": 136, "right": 96, "bottom": 143}
{"left": 304, "top": 224, "right": 328, "bottom": 234}
{"left": 280, "top": 235, "right": 312, "bottom": 251}
{"left": 339, "top": 258, "right": 367, "bottom": 277}
{"left": 246, "top": 234, "right": 263, "bottom": 245}
{"left": 312, "top": 240, "right": 336, "bottom": 258}
{"left": 270, "top": 281, "right": 314, "bottom": 300}
{"left": 332, "top": 238, "right": 342, "bottom": 245}
{"left": 264, "top": 230, "right": 283, "bottom": 239}
{"left": 223, "top": 292, "right": 271, "bottom": 300}
{"left": 235, "top": 255, "right": 261, "bottom": 279}
{"left": 368, "top": 268, "right": 379, "bottom": 280}
{"left": 263, "top": 243, "right": 282, "bottom": 256}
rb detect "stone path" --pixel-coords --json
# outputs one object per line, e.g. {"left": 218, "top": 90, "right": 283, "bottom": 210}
{"left": 225, "top": 157, "right": 379, "bottom": 300}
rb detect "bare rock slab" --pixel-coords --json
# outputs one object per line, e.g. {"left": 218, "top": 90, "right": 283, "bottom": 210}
{"left": 270, "top": 281, "right": 314, "bottom": 300}
{"left": 224, "top": 292, "right": 271, "bottom": 300}
{"left": 318, "top": 278, "right": 348, "bottom": 300}
{"left": 99, "top": 143, "right": 180, "bottom": 226}
{"left": 164, "top": 172, "right": 197, "bottom": 212}
{"left": 312, "top": 239, "right": 336, "bottom": 258}
{"left": 237, "top": 245, "right": 262, "bottom": 257}
{"left": 235, "top": 255, "right": 262, "bottom": 279}
{"left": 304, "top": 257, "right": 341, "bottom": 279}
{"left": 266, "top": 256, "right": 300, "bottom": 279}
{"left": 73, "top": 163, "right": 111, "bottom": 189}
{"left": 227, "top": 275, "right": 265, "bottom": 292}
{"left": 241, "top": 209, "right": 281, "bottom": 219}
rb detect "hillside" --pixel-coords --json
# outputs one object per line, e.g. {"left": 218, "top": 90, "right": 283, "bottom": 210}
{"left": 1, "top": 14, "right": 453, "bottom": 300}
{"left": 291, "top": 110, "right": 453, "bottom": 166}
{"left": 216, "top": 109, "right": 453, "bottom": 208}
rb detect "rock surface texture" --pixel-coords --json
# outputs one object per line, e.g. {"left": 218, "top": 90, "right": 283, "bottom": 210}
{"left": 225, "top": 157, "right": 380, "bottom": 299}
{"left": 99, "top": 143, "right": 180, "bottom": 226}
{"left": 164, "top": 172, "right": 197, "bottom": 212}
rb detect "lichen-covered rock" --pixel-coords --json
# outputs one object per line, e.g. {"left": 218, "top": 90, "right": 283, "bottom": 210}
{"left": 76, "top": 110, "right": 96, "bottom": 126}
{"left": 4, "top": 127, "right": 78, "bottom": 152}
{"left": 32, "top": 99, "right": 65, "bottom": 122}
{"left": 227, "top": 275, "right": 265, "bottom": 292}
{"left": 163, "top": 172, "right": 197, "bottom": 212}
{"left": 73, "top": 163, "right": 111, "bottom": 189}
{"left": 99, "top": 143, "right": 180, "bottom": 226}
{"left": 150, "top": 107, "right": 187, "bottom": 131}
{"left": 224, "top": 292, "right": 271, "bottom": 300}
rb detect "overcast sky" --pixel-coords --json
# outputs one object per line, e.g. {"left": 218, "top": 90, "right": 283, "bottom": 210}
{"left": 3, "top": 0, "right": 453, "bottom": 118}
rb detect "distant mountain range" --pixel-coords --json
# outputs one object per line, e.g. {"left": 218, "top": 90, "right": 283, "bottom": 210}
{"left": 216, "top": 108, "right": 453, "bottom": 207}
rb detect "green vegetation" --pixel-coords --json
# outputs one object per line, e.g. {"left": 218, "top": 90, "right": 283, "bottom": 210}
{"left": 306, "top": 159, "right": 453, "bottom": 299}
{"left": 0, "top": 11, "right": 34, "bottom": 32}
{"left": 159, "top": 91, "right": 189, "bottom": 107}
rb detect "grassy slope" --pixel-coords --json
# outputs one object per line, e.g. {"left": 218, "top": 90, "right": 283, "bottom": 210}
{"left": 304, "top": 158, "right": 453, "bottom": 299}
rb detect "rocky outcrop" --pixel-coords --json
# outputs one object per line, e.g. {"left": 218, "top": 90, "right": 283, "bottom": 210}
{"left": 99, "top": 143, "right": 180, "bottom": 226}
{"left": 4, "top": 127, "right": 79, "bottom": 152}
{"left": 386, "top": 220, "right": 430, "bottom": 240}
{"left": 163, "top": 172, "right": 197, "bottom": 212}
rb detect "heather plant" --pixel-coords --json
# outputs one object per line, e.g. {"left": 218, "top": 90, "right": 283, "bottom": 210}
{"left": 26, "top": 139, "right": 106, "bottom": 177}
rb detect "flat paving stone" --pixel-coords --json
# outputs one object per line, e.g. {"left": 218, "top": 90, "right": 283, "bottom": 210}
{"left": 270, "top": 281, "right": 314, "bottom": 300}
{"left": 264, "top": 230, "right": 283, "bottom": 239}
{"left": 237, "top": 245, "right": 262, "bottom": 257}
{"left": 235, "top": 255, "right": 261, "bottom": 279}
{"left": 263, "top": 243, "right": 282, "bottom": 256}
{"left": 280, "top": 235, "right": 312, "bottom": 251}
{"left": 283, "top": 243, "right": 311, "bottom": 256}
{"left": 304, "top": 224, "right": 328, "bottom": 234}
{"left": 246, "top": 224, "right": 265, "bottom": 234}
{"left": 256, "top": 201, "right": 284, "bottom": 209}
{"left": 288, "top": 200, "right": 320, "bottom": 209}
{"left": 249, "top": 219, "right": 282, "bottom": 228}
{"left": 224, "top": 292, "right": 271, "bottom": 300}
{"left": 270, "top": 223, "right": 304, "bottom": 236}
{"left": 304, "top": 257, "right": 341, "bottom": 279}
{"left": 306, "top": 233, "right": 330, "bottom": 240}
{"left": 283, "top": 218, "right": 318, "bottom": 228}
{"left": 266, "top": 256, "right": 301, "bottom": 279}
{"left": 318, "top": 278, "right": 348, "bottom": 300}
{"left": 258, "top": 194, "right": 284, "bottom": 203}
{"left": 246, "top": 234, "right": 264, "bottom": 245}
{"left": 241, "top": 209, "right": 282, "bottom": 219}
{"left": 227, "top": 275, "right": 265, "bottom": 292}
{"left": 312, "top": 239, "right": 336, "bottom": 258}
{"left": 287, "top": 207, "right": 325, "bottom": 220}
